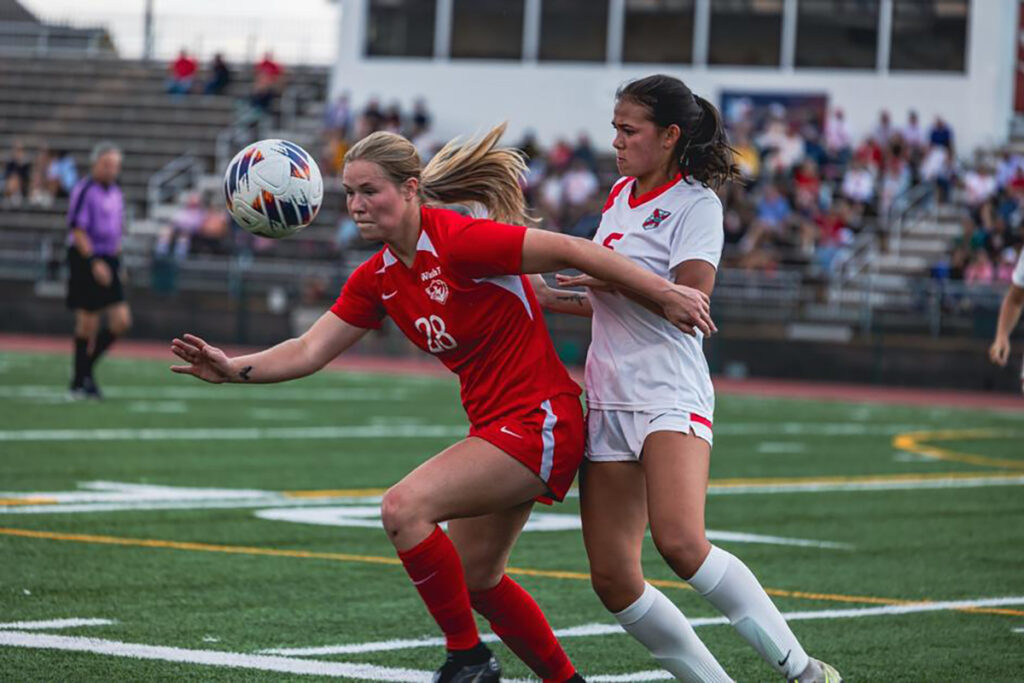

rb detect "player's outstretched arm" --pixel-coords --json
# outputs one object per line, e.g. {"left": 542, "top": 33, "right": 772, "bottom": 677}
{"left": 527, "top": 274, "right": 593, "bottom": 317}
{"left": 171, "top": 313, "right": 369, "bottom": 384}
{"left": 521, "top": 230, "right": 715, "bottom": 336}
{"left": 989, "top": 284, "right": 1024, "bottom": 367}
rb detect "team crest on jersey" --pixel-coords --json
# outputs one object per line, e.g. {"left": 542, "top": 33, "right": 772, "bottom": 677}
{"left": 425, "top": 279, "right": 449, "bottom": 304}
{"left": 642, "top": 208, "right": 672, "bottom": 230}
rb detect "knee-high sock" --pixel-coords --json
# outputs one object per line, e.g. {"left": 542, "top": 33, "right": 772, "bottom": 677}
{"left": 396, "top": 525, "right": 479, "bottom": 651}
{"left": 470, "top": 575, "right": 575, "bottom": 683}
{"left": 614, "top": 582, "right": 732, "bottom": 682}
{"left": 72, "top": 337, "right": 90, "bottom": 385}
{"left": 688, "top": 546, "right": 808, "bottom": 679}
{"left": 88, "top": 329, "right": 117, "bottom": 375}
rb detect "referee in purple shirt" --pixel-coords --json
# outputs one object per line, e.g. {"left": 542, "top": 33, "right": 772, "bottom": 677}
{"left": 66, "top": 142, "right": 132, "bottom": 399}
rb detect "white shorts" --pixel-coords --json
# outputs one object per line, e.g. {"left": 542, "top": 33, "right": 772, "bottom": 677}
{"left": 585, "top": 409, "right": 714, "bottom": 462}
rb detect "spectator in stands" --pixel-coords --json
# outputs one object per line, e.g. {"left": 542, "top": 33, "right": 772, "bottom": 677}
{"left": 879, "top": 155, "right": 911, "bottom": 215}
{"left": 203, "top": 53, "right": 231, "bottom": 96}
{"left": 841, "top": 158, "right": 875, "bottom": 209}
{"left": 192, "top": 195, "right": 232, "bottom": 255}
{"left": 872, "top": 110, "right": 894, "bottom": 146}
{"left": 46, "top": 149, "right": 78, "bottom": 198}
{"left": 902, "top": 110, "right": 927, "bottom": 155}
{"left": 730, "top": 129, "right": 760, "bottom": 179}
{"left": 167, "top": 49, "right": 198, "bottom": 96}
{"left": 561, "top": 158, "right": 600, "bottom": 227}
{"left": 824, "top": 107, "right": 852, "bottom": 164}
{"left": 28, "top": 146, "right": 54, "bottom": 207}
{"left": 65, "top": 141, "right": 131, "bottom": 399}
{"left": 250, "top": 51, "right": 284, "bottom": 114}
{"left": 383, "top": 102, "right": 403, "bottom": 134}
{"left": 324, "top": 92, "right": 353, "bottom": 141}
{"left": 411, "top": 97, "right": 432, "bottom": 132}
{"left": 3, "top": 141, "right": 30, "bottom": 206}
{"left": 572, "top": 132, "right": 598, "bottom": 174}
{"left": 928, "top": 116, "right": 955, "bottom": 157}
{"left": 357, "top": 97, "right": 384, "bottom": 138}
{"left": 964, "top": 249, "right": 995, "bottom": 285}
{"left": 997, "top": 246, "right": 1020, "bottom": 284}
{"left": 963, "top": 164, "right": 998, "bottom": 211}
{"left": 741, "top": 183, "right": 792, "bottom": 254}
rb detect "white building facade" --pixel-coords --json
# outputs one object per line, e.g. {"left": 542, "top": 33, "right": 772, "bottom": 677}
{"left": 332, "top": 0, "right": 1016, "bottom": 156}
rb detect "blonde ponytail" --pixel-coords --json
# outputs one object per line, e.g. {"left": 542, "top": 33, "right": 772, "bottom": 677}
{"left": 420, "top": 123, "right": 533, "bottom": 225}
{"left": 344, "top": 123, "right": 532, "bottom": 225}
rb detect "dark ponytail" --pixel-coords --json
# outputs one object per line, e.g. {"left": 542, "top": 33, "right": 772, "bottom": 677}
{"left": 616, "top": 75, "right": 740, "bottom": 189}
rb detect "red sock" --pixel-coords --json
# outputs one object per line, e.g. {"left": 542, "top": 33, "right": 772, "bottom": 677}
{"left": 396, "top": 526, "right": 479, "bottom": 651}
{"left": 470, "top": 575, "right": 575, "bottom": 683}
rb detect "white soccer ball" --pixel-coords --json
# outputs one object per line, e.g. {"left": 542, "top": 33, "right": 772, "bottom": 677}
{"left": 223, "top": 139, "right": 323, "bottom": 238}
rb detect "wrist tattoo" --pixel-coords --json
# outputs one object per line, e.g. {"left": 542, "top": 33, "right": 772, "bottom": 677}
{"left": 238, "top": 365, "right": 253, "bottom": 381}
{"left": 556, "top": 294, "right": 586, "bottom": 307}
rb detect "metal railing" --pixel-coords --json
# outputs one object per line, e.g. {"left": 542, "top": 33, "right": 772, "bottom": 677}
{"left": 281, "top": 83, "right": 323, "bottom": 132}
{"left": 147, "top": 154, "right": 203, "bottom": 217}
{"left": 886, "top": 181, "right": 936, "bottom": 255}
{"left": 215, "top": 115, "right": 270, "bottom": 175}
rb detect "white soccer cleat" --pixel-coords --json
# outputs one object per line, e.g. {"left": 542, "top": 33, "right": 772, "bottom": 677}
{"left": 790, "top": 658, "right": 842, "bottom": 683}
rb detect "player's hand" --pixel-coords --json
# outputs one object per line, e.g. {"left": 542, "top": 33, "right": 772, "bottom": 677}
{"left": 91, "top": 259, "right": 112, "bottom": 287}
{"left": 989, "top": 336, "right": 1011, "bottom": 367}
{"left": 660, "top": 284, "right": 716, "bottom": 337}
{"left": 170, "top": 333, "right": 234, "bottom": 383}
{"left": 555, "top": 273, "right": 615, "bottom": 291}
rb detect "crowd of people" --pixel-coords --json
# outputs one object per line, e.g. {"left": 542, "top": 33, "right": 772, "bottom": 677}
{"left": 932, "top": 152, "right": 1024, "bottom": 288}
{"left": 166, "top": 49, "right": 285, "bottom": 115}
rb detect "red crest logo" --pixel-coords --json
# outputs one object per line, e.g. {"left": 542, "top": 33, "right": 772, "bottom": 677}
{"left": 642, "top": 208, "right": 672, "bottom": 230}
{"left": 426, "top": 279, "right": 449, "bottom": 305}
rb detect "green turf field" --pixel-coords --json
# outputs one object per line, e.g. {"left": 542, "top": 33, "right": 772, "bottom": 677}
{"left": 1, "top": 350, "right": 1023, "bottom": 681}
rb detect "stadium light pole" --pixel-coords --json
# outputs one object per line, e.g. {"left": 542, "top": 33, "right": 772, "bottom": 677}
{"left": 142, "top": 0, "right": 154, "bottom": 62}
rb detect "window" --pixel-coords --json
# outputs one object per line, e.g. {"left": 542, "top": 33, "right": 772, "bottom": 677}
{"left": 451, "top": 0, "right": 525, "bottom": 60}
{"left": 708, "top": 0, "right": 783, "bottom": 67}
{"left": 539, "top": 0, "right": 608, "bottom": 62}
{"left": 623, "top": 0, "right": 695, "bottom": 64}
{"left": 890, "top": 0, "right": 969, "bottom": 72}
{"left": 795, "top": 0, "right": 879, "bottom": 69}
{"left": 366, "top": 0, "right": 436, "bottom": 58}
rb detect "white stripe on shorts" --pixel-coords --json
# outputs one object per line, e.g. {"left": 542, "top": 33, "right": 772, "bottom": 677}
{"left": 539, "top": 399, "right": 557, "bottom": 482}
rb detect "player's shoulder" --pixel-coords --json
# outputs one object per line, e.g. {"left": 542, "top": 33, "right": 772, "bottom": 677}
{"left": 667, "top": 178, "right": 722, "bottom": 210}
{"left": 603, "top": 177, "right": 634, "bottom": 212}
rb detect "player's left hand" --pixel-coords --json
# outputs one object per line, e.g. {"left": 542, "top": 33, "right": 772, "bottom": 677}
{"left": 661, "top": 284, "right": 716, "bottom": 337}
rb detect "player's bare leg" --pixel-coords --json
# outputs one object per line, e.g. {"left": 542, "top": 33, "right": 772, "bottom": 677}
{"left": 583, "top": 457, "right": 730, "bottom": 681}
{"left": 380, "top": 437, "right": 548, "bottom": 683}
{"left": 644, "top": 431, "right": 839, "bottom": 681}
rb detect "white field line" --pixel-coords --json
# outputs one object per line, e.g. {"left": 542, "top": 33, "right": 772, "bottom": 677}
{"left": 706, "top": 475, "right": 1024, "bottom": 495}
{"left": 1014, "top": 628, "right": 1024, "bottom": 633}
{"left": 0, "top": 386, "right": 414, "bottom": 402}
{"left": 0, "top": 631, "right": 431, "bottom": 681}
{"left": 262, "top": 596, "right": 1024, "bottom": 657}
{"left": 0, "top": 423, "right": 957, "bottom": 443}
{"left": 0, "top": 618, "right": 116, "bottom": 630}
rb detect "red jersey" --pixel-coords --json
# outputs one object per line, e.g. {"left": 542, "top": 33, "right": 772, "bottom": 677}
{"left": 331, "top": 206, "right": 580, "bottom": 427}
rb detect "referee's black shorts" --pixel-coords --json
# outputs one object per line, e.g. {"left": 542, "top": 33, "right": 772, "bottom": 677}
{"left": 66, "top": 247, "right": 125, "bottom": 312}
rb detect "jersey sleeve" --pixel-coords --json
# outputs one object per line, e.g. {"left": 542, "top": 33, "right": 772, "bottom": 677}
{"left": 669, "top": 196, "right": 724, "bottom": 274}
{"left": 66, "top": 182, "right": 92, "bottom": 231}
{"left": 1013, "top": 249, "right": 1024, "bottom": 289}
{"left": 329, "top": 259, "right": 385, "bottom": 329}
{"left": 443, "top": 215, "right": 526, "bottom": 279}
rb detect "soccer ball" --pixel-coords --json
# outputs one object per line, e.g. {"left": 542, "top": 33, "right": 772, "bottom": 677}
{"left": 223, "top": 139, "right": 323, "bottom": 238}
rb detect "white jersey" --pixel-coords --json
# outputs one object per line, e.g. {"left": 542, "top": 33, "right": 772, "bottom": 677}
{"left": 585, "top": 174, "right": 724, "bottom": 418}
{"left": 1013, "top": 247, "right": 1024, "bottom": 288}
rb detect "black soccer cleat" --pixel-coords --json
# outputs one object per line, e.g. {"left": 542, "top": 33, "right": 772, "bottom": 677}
{"left": 82, "top": 376, "right": 103, "bottom": 400}
{"left": 564, "top": 675, "right": 586, "bottom": 683}
{"left": 433, "top": 643, "right": 501, "bottom": 683}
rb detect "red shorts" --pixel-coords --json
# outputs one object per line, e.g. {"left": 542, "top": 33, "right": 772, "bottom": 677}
{"left": 469, "top": 393, "right": 584, "bottom": 504}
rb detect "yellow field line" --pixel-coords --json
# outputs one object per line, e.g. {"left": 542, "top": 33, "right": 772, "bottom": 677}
{"left": 0, "top": 497, "right": 58, "bottom": 506}
{"left": 282, "top": 488, "right": 387, "bottom": 499}
{"left": 1, "top": 526, "right": 1020, "bottom": 618}
{"left": 892, "top": 429, "right": 1024, "bottom": 471}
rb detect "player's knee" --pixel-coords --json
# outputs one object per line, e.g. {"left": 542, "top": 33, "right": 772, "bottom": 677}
{"left": 379, "top": 485, "right": 424, "bottom": 538}
{"left": 651, "top": 530, "right": 710, "bottom": 578}
{"left": 461, "top": 554, "right": 505, "bottom": 592}
{"left": 589, "top": 562, "right": 644, "bottom": 612}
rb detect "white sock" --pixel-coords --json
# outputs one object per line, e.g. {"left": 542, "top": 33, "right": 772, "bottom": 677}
{"left": 688, "top": 546, "right": 809, "bottom": 679}
{"left": 614, "top": 582, "right": 733, "bottom": 682}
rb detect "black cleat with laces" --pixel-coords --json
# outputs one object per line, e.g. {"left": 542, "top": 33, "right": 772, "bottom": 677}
{"left": 432, "top": 643, "right": 501, "bottom": 683}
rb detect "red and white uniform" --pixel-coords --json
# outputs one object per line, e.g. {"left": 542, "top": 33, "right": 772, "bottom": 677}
{"left": 331, "top": 206, "right": 583, "bottom": 500}
{"left": 585, "top": 174, "right": 723, "bottom": 459}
